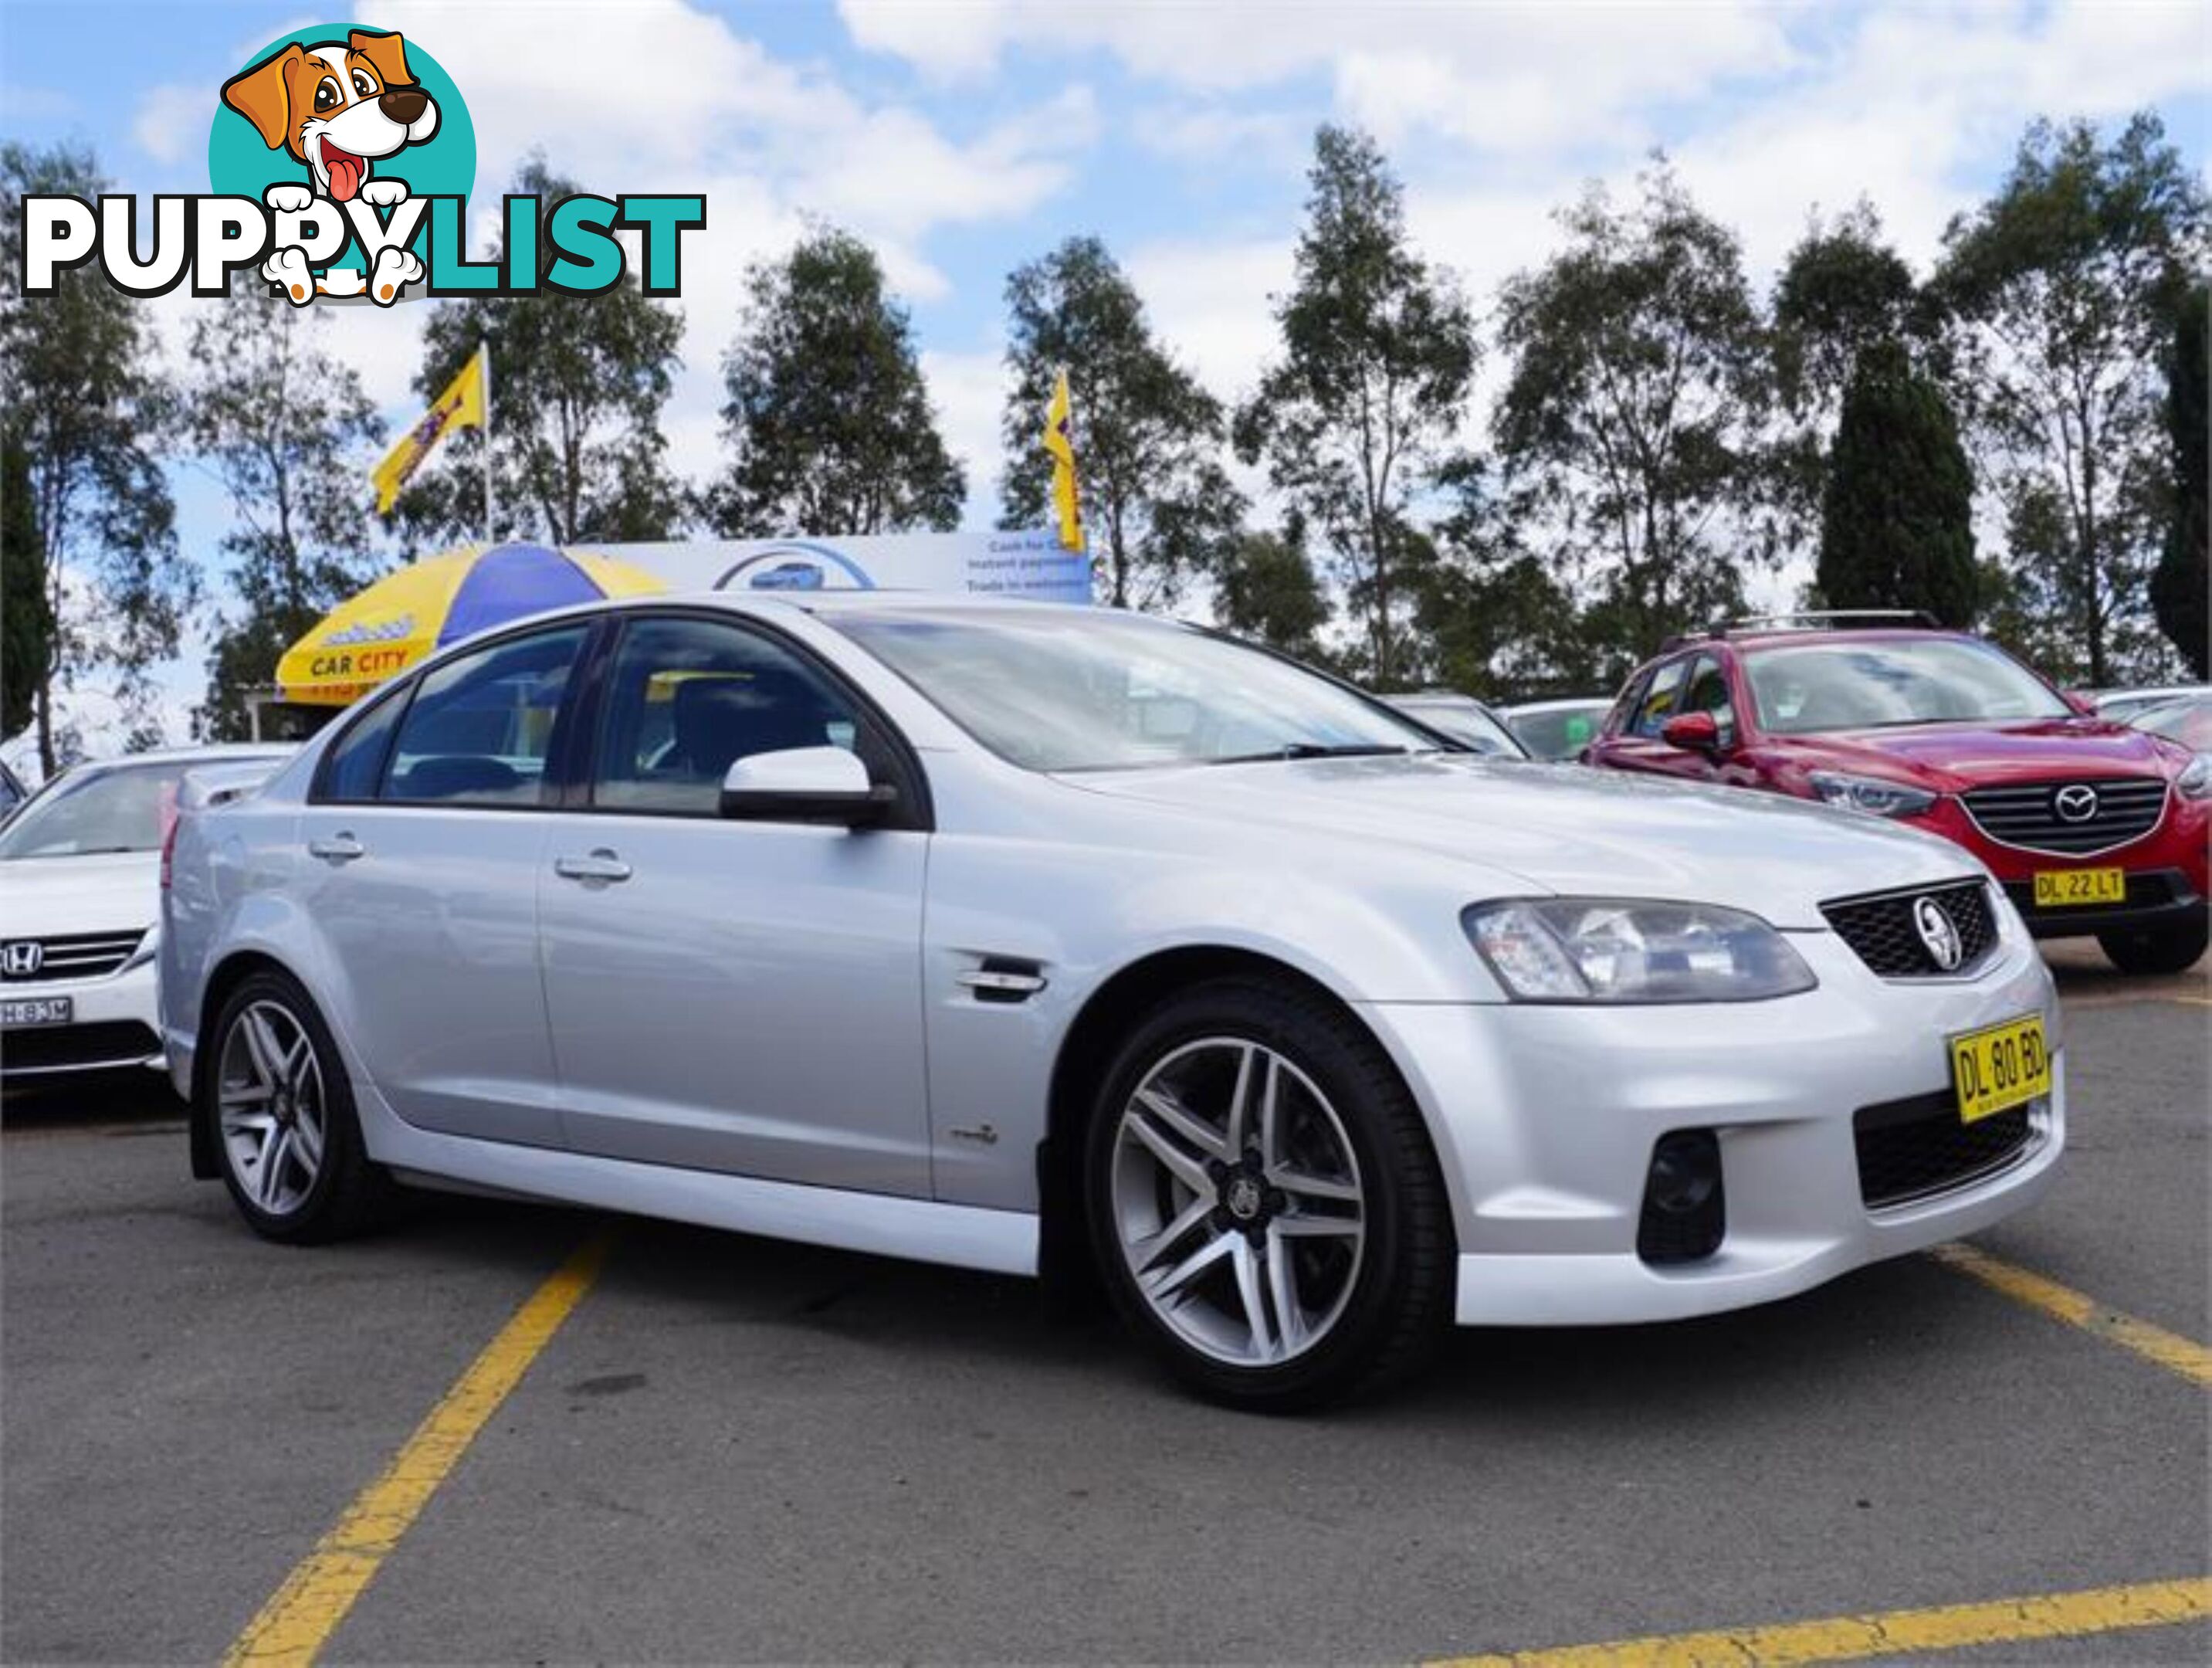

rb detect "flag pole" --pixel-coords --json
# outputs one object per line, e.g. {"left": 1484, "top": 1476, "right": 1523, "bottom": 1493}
{"left": 479, "top": 341, "right": 495, "bottom": 545}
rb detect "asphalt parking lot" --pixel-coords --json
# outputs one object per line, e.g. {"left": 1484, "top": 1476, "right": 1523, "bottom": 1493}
{"left": 4, "top": 944, "right": 2206, "bottom": 1666}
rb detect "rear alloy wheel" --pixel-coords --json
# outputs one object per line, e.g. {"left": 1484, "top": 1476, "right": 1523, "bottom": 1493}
{"left": 208, "top": 971, "right": 388, "bottom": 1243}
{"left": 2097, "top": 914, "right": 2209, "bottom": 977}
{"left": 1086, "top": 978, "right": 1451, "bottom": 1411}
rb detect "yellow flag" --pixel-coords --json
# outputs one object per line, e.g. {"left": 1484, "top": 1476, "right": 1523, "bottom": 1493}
{"left": 1042, "top": 367, "right": 1082, "bottom": 551}
{"left": 371, "top": 345, "right": 486, "bottom": 514}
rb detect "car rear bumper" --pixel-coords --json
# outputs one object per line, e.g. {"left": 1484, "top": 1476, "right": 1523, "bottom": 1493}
{"left": 1, "top": 961, "right": 164, "bottom": 1078}
{"left": 1360, "top": 927, "right": 2063, "bottom": 1327}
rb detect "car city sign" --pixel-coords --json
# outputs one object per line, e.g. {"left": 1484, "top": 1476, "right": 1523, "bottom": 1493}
{"left": 15, "top": 25, "right": 703, "bottom": 307}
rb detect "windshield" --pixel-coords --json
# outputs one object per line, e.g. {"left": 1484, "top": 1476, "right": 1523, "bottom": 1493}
{"left": 1743, "top": 639, "right": 2068, "bottom": 736}
{"left": 1508, "top": 705, "right": 1610, "bottom": 760}
{"left": 0, "top": 761, "right": 185, "bottom": 859}
{"left": 1394, "top": 700, "right": 1524, "bottom": 757}
{"left": 830, "top": 609, "right": 1443, "bottom": 771}
{"left": 2134, "top": 697, "right": 2212, "bottom": 751}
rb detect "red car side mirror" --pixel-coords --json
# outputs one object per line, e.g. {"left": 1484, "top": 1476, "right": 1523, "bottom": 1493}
{"left": 1659, "top": 711, "right": 1722, "bottom": 753}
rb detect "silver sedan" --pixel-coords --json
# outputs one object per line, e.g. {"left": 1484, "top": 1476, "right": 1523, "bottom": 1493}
{"left": 161, "top": 595, "right": 2062, "bottom": 1409}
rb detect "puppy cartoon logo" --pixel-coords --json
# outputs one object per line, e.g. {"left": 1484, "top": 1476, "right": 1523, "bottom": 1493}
{"left": 220, "top": 29, "right": 439, "bottom": 303}
{"left": 15, "top": 23, "right": 703, "bottom": 307}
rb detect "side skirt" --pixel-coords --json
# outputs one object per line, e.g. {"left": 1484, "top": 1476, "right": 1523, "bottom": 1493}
{"left": 354, "top": 1080, "right": 1039, "bottom": 1278}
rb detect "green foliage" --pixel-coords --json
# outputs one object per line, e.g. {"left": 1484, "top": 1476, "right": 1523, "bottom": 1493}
{"left": 714, "top": 226, "right": 963, "bottom": 537}
{"left": 2150, "top": 283, "right": 2208, "bottom": 679}
{"left": 1774, "top": 204, "right": 1924, "bottom": 420}
{"left": 182, "top": 287, "right": 388, "bottom": 739}
{"left": 1235, "top": 125, "right": 1477, "bottom": 687}
{"left": 999, "top": 237, "right": 1240, "bottom": 608}
{"left": 0, "top": 142, "right": 188, "bottom": 771}
{"left": 1816, "top": 340, "right": 1977, "bottom": 627}
{"left": 401, "top": 157, "right": 686, "bottom": 548}
{"left": 2, "top": 432, "right": 53, "bottom": 741}
{"left": 1412, "top": 458, "right": 1594, "bottom": 700}
{"left": 1933, "top": 112, "right": 2208, "bottom": 685}
{"left": 1494, "top": 160, "right": 1774, "bottom": 679}
{"left": 1212, "top": 528, "right": 1332, "bottom": 663}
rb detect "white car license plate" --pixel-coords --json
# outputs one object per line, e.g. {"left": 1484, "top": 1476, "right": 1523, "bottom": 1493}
{"left": 2, "top": 996, "right": 73, "bottom": 1028}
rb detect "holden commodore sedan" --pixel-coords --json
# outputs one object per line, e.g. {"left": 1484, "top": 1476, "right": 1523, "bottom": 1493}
{"left": 161, "top": 595, "right": 2063, "bottom": 1409}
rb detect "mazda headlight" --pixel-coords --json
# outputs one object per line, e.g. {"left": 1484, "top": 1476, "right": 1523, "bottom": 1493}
{"left": 2177, "top": 754, "right": 2211, "bottom": 801}
{"left": 1807, "top": 771, "right": 1936, "bottom": 819}
{"left": 1462, "top": 899, "right": 1817, "bottom": 1003}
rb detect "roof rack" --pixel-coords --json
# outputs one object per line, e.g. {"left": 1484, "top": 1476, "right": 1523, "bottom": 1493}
{"left": 1659, "top": 609, "right": 1938, "bottom": 651}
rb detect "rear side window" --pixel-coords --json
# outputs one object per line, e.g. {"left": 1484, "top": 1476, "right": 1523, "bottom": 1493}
{"left": 318, "top": 689, "right": 408, "bottom": 802}
{"left": 381, "top": 626, "right": 588, "bottom": 806}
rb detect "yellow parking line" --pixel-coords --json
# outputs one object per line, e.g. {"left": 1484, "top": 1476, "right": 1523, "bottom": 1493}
{"left": 1929, "top": 1242, "right": 2212, "bottom": 1387}
{"left": 223, "top": 1230, "right": 615, "bottom": 1667}
{"left": 1428, "top": 1576, "right": 2212, "bottom": 1666}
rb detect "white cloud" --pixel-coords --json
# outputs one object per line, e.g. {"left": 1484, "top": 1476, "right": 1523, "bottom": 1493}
{"left": 132, "top": 84, "right": 205, "bottom": 164}
{"left": 920, "top": 344, "right": 1011, "bottom": 520}
{"left": 1126, "top": 235, "right": 1292, "bottom": 407}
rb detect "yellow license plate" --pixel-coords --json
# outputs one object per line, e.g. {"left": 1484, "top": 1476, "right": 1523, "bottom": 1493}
{"left": 2032, "top": 867, "right": 2126, "bottom": 907}
{"left": 1949, "top": 1014, "right": 2051, "bottom": 1124}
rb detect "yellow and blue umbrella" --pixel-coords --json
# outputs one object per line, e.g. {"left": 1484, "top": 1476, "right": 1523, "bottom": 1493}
{"left": 276, "top": 542, "right": 666, "bottom": 705}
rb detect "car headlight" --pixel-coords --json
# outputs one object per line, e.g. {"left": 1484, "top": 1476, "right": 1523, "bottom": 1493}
{"left": 2177, "top": 754, "right": 2211, "bottom": 801}
{"left": 1807, "top": 770, "right": 1938, "bottom": 818}
{"left": 1462, "top": 899, "right": 1817, "bottom": 1003}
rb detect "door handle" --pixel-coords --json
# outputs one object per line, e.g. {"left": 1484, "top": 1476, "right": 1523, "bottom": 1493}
{"left": 554, "top": 849, "right": 632, "bottom": 883}
{"left": 307, "top": 833, "right": 364, "bottom": 863}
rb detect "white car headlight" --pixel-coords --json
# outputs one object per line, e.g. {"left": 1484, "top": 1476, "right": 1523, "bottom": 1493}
{"left": 1463, "top": 899, "right": 1817, "bottom": 1004}
{"left": 1807, "top": 770, "right": 1937, "bottom": 818}
{"left": 2176, "top": 754, "right": 2211, "bottom": 801}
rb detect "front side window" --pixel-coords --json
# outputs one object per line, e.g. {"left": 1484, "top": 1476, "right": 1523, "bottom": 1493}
{"left": 1630, "top": 660, "right": 1689, "bottom": 737}
{"left": 831, "top": 609, "right": 1435, "bottom": 772}
{"left": 1744, "top": 639, "right": 2069, "bottom": 736}
{"left": 381, "top": 626, "right": 588, "bottom": 805}
{"left": 1680, "top": 654, "right": 1736, "bottom": 739}
{"left": 590, "top": 616, "right": 869, "bottom": 815}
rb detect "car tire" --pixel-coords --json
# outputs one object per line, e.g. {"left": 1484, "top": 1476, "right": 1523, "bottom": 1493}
{"left": 1084, "top": 975, "right": 1452, "bottom": 1412}
{"left": 204, "top": 969, "right": 391, "bottom": 1244}
{"left": 2096, "top": 914, "right": 2210, "bottom": 977}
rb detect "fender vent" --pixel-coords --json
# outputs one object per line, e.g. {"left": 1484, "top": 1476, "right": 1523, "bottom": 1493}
{"left": 957, "top": 957, "right": 1048, "bottom": 1005}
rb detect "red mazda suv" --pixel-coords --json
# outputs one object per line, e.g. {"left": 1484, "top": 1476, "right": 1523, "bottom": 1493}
{"left": 1584, "top": 614, "right": 2210, "bottom": 975}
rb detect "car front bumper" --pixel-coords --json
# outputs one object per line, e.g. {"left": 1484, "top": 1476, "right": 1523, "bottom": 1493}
{"left": 2, "top": 958, "right": 164, "bottom": 1078}
{"left": 1360, "top": 924, "right": 2063, "bottom": 1327}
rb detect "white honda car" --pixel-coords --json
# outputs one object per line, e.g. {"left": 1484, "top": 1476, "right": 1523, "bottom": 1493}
{"left": 2, "top": 747, "right": 290, "bottom": 1083}
{"left": 161, "top": 596, "right": 2061, "bottom": 1408}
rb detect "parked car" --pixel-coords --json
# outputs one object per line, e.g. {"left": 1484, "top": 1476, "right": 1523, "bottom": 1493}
{"left": 2, "top": 747, "right": 290, "bottom": 1083}
{"left": 2089, "top": 684, "right": 2209, "bottom": 723}
{"left": 1384, "top": 692, "right": 1529, "bottom": 757}
{"left": 1499, "top": 698, "right": 1615, "bottom": 761}
{"left": 2126, "top": 691, "right": 2212, "bottom": 754}
{"left": 164, "top": 595, "right": 2061, "bottom": 1409}
{"left": 1584, "top": 615, "right": 2209, "bottom": 975}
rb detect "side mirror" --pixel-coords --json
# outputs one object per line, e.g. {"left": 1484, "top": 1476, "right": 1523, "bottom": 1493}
{"left": 720, "top": 747, "right": 895, "bottom": 827}
{"left": 1659, "top": 711, "right": 1723, "bottom": 754}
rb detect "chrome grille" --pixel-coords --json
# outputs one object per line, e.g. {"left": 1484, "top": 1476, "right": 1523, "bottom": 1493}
{"left": 1959, "top": 778, "right": 2167, "bottom": 856}
{"left": 1821, "top": 880, "right": 1998, "bottom": 978}
{"left": 0, "top": 930, "right": 146, "bottom": 982}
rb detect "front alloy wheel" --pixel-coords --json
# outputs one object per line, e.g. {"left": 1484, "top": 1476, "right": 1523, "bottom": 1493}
{"left": 1109, "top": 1038, "right": 1366, "bottom": 1368}
{"left": 1086, "top": 977, "right": 1452, "bottom": 1411}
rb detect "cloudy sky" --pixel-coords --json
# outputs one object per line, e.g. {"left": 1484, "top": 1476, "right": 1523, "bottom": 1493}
{"left": 2, "top": 0, "right": 2207, "bottom": 747}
